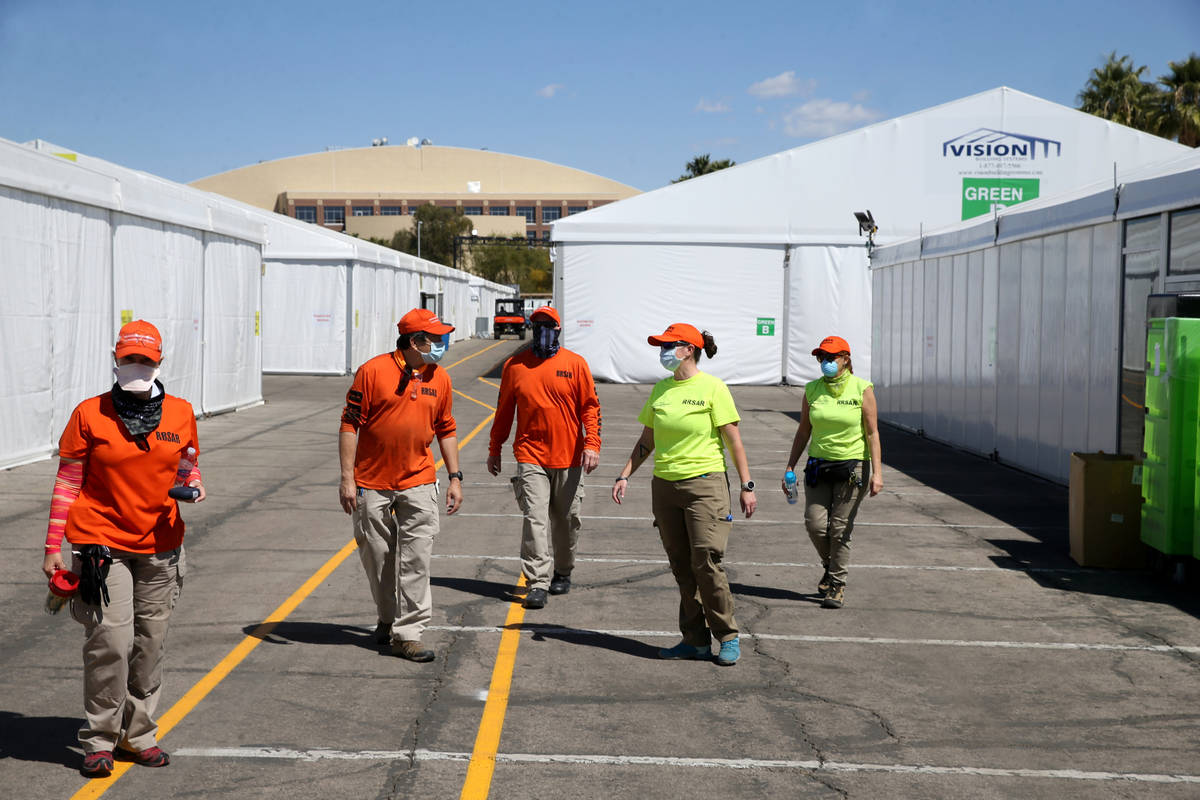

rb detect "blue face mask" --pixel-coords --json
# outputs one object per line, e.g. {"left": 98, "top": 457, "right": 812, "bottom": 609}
{"left": 820, "top": 358, "right": 840, "bottom": 378}
{"left": 660, "top": 346, "right": 683, "bottom": 372}
{"left": 533, "top": 325, "right": 561, "bottom": 358}
{"left": 420, "top": 335, "right": 448, "bottom": 364}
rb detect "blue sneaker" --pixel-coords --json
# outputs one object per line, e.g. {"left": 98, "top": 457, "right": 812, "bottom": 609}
{"left": 715, "top": 637, "right": 740, "bottom": 666}
{"left": 658, "top": 640, "right": 711, "bottom": 660}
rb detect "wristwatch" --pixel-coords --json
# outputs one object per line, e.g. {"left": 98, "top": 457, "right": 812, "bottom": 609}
{"left": 447, "top": 471, "right": 464, "bottom": 481}
{"left": 741, "top": 480, "right": 755, "bottom": 492}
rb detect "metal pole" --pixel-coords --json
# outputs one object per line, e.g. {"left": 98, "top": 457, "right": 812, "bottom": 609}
{"left": 417, "top": 221, "right": 422, "bottom": 260}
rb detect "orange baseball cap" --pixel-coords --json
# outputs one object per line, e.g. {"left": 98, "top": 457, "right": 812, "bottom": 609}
{"left": 647, "top": 323, "right": 704, "bottom": 349}
{"left": 397, "top": 308, "right": 455, "bottom": 335}
{"left": 530, "top": 306, "right": 560, "bottom": 325}
{"left": 811, "top": 335, "right": 851, "bottom": 356}
{"left": 114, "top": 320, "right": 163, "bottom": 361}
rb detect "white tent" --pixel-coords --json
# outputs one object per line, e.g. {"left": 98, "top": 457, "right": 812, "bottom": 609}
{"left": 552, "top": 87, "right": 1189, "bottom": 385}
{"left": 869, "top": 148, "right": 1200, "bottom": 483}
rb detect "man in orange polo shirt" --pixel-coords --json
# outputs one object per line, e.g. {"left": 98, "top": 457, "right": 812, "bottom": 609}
{"left": 339, "top": 308, "right": 463, "bottom": 662}
{"left": 488, "top": 306, "right": 601, "bottom": 609}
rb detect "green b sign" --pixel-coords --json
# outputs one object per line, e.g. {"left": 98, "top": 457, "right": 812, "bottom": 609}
{"left": 756, "top": 317, "right": 775, "bottom": 336}
{"left": 961, "top": 178, "right": 1040, "bottom": 220}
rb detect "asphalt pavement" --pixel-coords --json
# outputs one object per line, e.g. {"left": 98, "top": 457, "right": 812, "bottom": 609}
{"left": 2, "top": 336, "right": 1199, "bottom": 800}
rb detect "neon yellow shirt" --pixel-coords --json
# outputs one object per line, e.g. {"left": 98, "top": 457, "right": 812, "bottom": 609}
{"left": 637, "top": 371, "right": 740, "bottom": 481}
{"left": 805, "top": 374, "right": 871, "bottom": 461}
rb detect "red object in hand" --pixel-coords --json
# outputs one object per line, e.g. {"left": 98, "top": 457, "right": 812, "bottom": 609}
{"left": 49, "top": 569, "right": 80, "bottom": 598}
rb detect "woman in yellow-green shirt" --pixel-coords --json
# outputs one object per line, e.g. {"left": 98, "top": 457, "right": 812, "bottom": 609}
{"left": 783, "top": 335, "right": 883, "bottom": 610}
{"left": 612, "top": 323, "right": 756, "bottom": 667}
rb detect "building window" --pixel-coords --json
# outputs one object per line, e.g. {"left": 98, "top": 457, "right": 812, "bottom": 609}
{"left": 324, "top": 206, "right": 345, "bottom": 225}
{"left": 541, "top": 206, "right": 562, "bottom": 223}
{"left": 1169, "top": 207, "right": 1200, "bottom": 274}
{"left": 489, "top": 207, "right": 509, "bottom": 216}
{"left": 526, "top": 231, "right": 537, "bottom": 241}
{"left": 516, "top": 206, "right": 536, "bottom": 224}
{"left": 381, "top": 206, "right": 402, "bottom": 215}
{"left": 568, "top": 206, "right": 587, "bottom": 215}
{"left": 352, "top": 206, "right": 374, "bottom": 216}
{"left": 407, "top": 204, "right": 426, "bottom": 215}
{"left": 462, "top": 206, "right": 483, "bottom": 216}
{"left": 542, "top": 230, "right": 552, "bottom": 240}
{"left": 295, "top": 206, "right": 317, "bottom": 223}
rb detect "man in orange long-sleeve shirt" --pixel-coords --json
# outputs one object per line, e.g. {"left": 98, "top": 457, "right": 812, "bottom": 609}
{"left": 488, "top": 306, "right": 601, "bottom": 609}
{"left": 339, "top": 308, "right": 463, "bottom": 662}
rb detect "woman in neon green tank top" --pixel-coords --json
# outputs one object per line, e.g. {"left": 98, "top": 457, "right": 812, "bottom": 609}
{"left": 783, "top": 335, "right": 883, "bottom": 610}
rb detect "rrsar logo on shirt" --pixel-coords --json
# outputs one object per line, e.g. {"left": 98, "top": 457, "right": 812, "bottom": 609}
{"left": 556, "top": 369, "right": 573, "bottom": 378}
{"left": 682, "top": 399, "right": 706, "bottom": 406}
{"left": 836, "top": 399, "right": 860, "bottom": 406}
{"left": 421, "top": 387, "right": 438, "bottom": 397}
{"left": 155, "top": 431, "right": 181, "bottom": 443}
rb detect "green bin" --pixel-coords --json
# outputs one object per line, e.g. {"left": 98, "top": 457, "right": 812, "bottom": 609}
{"left": 1141, "top": 317, "right": 1200, "bottom": 555}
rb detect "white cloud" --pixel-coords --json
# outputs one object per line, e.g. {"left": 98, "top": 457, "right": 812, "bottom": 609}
{"left": 537, "top": 83, "right": 564, "bottom": 98}
{"left": 782, "top": 98, "right": 882, "bottom": 138}
{"left": 852, "top": 88, "right": 871, "bottom": 102}
{"left": 748, "top": 70, "right": 816, "bottom": 98}
{"left": 694, "top": 98, "right": 730, "bottom": 113}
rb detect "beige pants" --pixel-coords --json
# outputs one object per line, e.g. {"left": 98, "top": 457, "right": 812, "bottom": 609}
{"left": 513, "top": 462, "right": 584, "bottom": 591}
{"left": 70, "top": 546, "right": 186, "bottom": 755}
{"left": 804, "top": 462, "right": 871, "bottom": 587}
{"left": 354, "top": 483, "right": 439, "bottom": 642}
{"left": 651, "top": 473, "right": 738, "bottom": 645}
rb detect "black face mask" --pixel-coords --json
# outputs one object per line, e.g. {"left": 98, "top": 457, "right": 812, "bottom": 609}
{"left": 532, "top": 324, "right": 561, "bottom": 358}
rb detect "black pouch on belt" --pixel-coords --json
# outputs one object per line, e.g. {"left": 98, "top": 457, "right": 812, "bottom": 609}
{"left": 805, "top": 457, "right": 859, "bottom": 487}
{"left": 78, "top": 544, "right": 113, "bottom": 607}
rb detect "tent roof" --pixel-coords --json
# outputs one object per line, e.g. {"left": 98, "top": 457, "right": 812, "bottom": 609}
{"left": 551, "top": 87, "right": 1189, "bottom": 246}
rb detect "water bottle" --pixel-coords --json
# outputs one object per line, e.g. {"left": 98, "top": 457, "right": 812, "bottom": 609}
{"left": 784, "top": 470, "right": 799, "bottom": 505}
{"left": 175, "top": 447, "right": 196, "bottom": 486}
{"left": 44, "top": 569, "right": 80, "bottom": 615}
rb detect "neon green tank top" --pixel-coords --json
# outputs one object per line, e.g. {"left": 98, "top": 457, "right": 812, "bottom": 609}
{"left": 805, "top": 374, "right": 871, "bottom": 461}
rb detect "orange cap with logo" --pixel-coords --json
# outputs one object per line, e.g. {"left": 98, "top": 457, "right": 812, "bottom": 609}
{"left": 114, "top": 320, "right": 163, "bottom": 361}
{"left": 530, "top": 306, "right": 560, "bottom": 325}
{"left": 647, "top": 323, "right": 704, "bottom": 349}
{"left": 811, "top": 335, "right": 851, "bottom": 356}
{"left": 397, "top": 308, "right": 455, "bottom": 335}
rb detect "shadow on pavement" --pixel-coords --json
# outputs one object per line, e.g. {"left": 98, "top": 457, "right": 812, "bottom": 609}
{"left": 241, "top": 621, "right": 379, "bottom": 650}
{"left": 431, "top": 575, "right": 519, "bottom": 601}
{"left": 517, "top": 622, "right": 661, "bottom": 660}
{"left": 729, "top": 581, "right": 818, "bottom": 604}
{"left": 0, "top": 711, "right": 82, "bottom": 767}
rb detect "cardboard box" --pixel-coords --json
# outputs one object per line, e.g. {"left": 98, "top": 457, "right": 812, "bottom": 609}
{"left": 1069, "top": 453, "right": 1145, "bottom": 568}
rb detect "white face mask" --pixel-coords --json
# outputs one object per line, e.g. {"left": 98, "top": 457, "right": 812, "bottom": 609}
{"left": 114, "top": 363, "right": 160, "bottom": 392}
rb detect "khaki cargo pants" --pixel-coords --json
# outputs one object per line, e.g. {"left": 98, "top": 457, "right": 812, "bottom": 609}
{"left": 513, "top": 462, "right": 584, "bottom": 591}
{"left": 804, "top": 462, "right": 871, "bottom": 587}
{"left": 70, "top": 546, "right": 186, "bottom": 755}
{"left": 651, "top": 472, "right": 738, "bottom": 645}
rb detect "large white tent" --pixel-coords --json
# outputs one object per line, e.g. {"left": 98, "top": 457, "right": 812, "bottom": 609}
{"left": 1, "top": 138, "right": 516, "bottom": 469}
{"left": 869, "top": 148, "right": 1200, "bottom": 484}
{"left": 552, "top": 87, "right": 1189, "bottom": 385}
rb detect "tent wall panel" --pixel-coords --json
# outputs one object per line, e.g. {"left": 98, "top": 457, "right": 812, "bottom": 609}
{"left": 201, "top": 234, "right": 263, "bottom": 414}
{"left": 1087, "top": 224, "right": 1120, "bottom": 452}
{"left": 262, "top": 261, "right": 347, "bottom": 374}
{"left": 784, "top": 245, "right": 872, "bottom": 385}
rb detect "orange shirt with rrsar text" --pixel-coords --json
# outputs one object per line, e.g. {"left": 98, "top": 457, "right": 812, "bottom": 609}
{"left": 488, "top": 347, "right": 601, "bottom": 468}
{"left": 59, "top": 392, "right": 199, "bottom": 554}
{"left": 340, "top": 352, "right": 457, "bottom": 490}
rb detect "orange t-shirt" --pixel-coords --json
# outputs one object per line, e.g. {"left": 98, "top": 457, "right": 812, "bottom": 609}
{"left": 488, "top": 347, "right": 601, "bottom": 468}
{"left": 340, "top": 352, "right": 457, "bottom": 490}
{"left": 58, "top": 392, "right": 199, "bottom": 554}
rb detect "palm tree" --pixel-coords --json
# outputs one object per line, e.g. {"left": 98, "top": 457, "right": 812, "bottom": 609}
{"left": 1158, "top": 53, "right": 1200, "bottom": 147}
{"left": 1077, "top": 52, "right": 1162, "bottom": 134}
{"left": 672, "top": 154, "right": 736, "bottom": 183}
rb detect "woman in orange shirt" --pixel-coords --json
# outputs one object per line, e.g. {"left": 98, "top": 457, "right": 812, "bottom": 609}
{"left": 41, "top": 320, "right": 205, "bottom": 778}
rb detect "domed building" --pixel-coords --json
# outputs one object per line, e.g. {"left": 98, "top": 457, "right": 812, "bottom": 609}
{"left": 190, "top": 144, "right": 640, "bottom": 242}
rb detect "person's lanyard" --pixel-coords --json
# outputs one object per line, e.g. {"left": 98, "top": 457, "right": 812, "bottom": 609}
{"left": 392, "top": 351, "right": 421, "bottom": 400}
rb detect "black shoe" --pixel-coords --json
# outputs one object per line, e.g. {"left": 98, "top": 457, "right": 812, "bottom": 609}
{"left": 523, "top": 587, "right": 548, "bottom": 609}
{"left": 374, "top": 621, "right": 390, "bottom": 644}
{"left": 549, "top": 572, "right": 572, "bottom": 595}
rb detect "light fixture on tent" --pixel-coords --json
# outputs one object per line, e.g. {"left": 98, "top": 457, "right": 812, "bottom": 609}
{"left": 854, "top": 210, "right": 877, "bottom": 252}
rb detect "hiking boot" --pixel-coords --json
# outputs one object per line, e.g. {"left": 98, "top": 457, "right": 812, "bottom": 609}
{"left": 658, "top": 640, "right": 711, "bottom": 660}
{"left": 81, "top": 750, "right": 114, "bottom": 777}
{"left": 549, "top": 572, "right": 572, "bottom": 595}
{"left": 373, "top": 621, "right": 390, "bottom": 644}
{"left": 715, "top": 637, "right": 741, "bottom": 666}
{"left": 523, "top": 587, "right": 548, "bottom": 609}
{"left": 391, "top": 640, "right": 435, "bottom": 662}
{"left": 821, "top": 584, "right": 845, "bottom": 609}
{"left": 817, "top": 570, "right": 831, "bottom": 595}
{"left": 115, "top": 745, "right": 170, "bottom": 768}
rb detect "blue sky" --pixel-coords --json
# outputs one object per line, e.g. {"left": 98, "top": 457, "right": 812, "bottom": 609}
{"left": 1, "top": 0, "right": 1195, "bottom": 191}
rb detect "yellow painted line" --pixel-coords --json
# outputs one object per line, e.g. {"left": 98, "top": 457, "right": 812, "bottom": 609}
{"left": 445, "top": 340, "right": 507, "bottom": 370}
{"left": 478, "top": 376, "right": 501, "bottom": 390}
{"left": 74, "top": 408, "right": 499, "bottom": 798}
{"left": 454, "top": 388, "right": 496, "bottom": 412}
{"left": 1121, "top": 394, "right": 1144, "bottom": 411}
{"left": 459, "top": 575, "right": 528, "bottom": 800}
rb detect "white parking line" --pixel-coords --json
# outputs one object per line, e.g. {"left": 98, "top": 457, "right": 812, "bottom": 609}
{"left": 418, "top": 624, "right": 1200, "bottom": 655}
{"left": 170, "top": 746, "right": 1200, "bottom": 784}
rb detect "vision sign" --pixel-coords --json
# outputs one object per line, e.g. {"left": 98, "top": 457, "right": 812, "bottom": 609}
{"left": 942, "top": 128, "right": 1061, "bottom": 220}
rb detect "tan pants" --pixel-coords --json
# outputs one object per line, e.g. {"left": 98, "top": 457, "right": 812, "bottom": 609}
{"left": 354, "top": 483, "right": 439, "bottom": 642}
{"left": 651, "top": 473, "right": 738, "bottom": 645}
{"left": 513, "top": 462, "right": 584, "bottom": 591}
{"left": 804, "top": 462, "right": 871, "bottom": 587}
{"left": 70, "top": 546, "right": 186, "bottom": 755}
